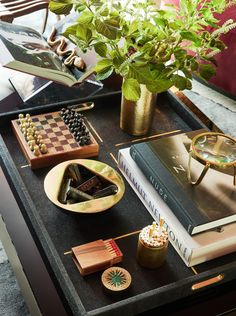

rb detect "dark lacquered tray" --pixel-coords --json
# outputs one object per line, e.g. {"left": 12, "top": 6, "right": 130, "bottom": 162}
{"left": 0, "top": 90, "right": 236, "bottom": 316}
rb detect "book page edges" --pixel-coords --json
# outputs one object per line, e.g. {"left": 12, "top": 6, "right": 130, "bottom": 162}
{"left": 119, "top": 148, "right": 236, "bottom": 247}
{"left": 6, "top": 60, "right": 75, "bottom": 85}
{"left": 146, "top": 132, "right": 235, "bottom": 228}
{"left": 118, "top": 148, "right": 236, "bottom": 266}
{"left": 6, "top": 60, "right": 94, "bottom": 87}
{"left": 190, "top": 236, "right": 236, "bottom": 266}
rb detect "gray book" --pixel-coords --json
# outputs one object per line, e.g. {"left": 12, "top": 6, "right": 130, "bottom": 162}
{"left": 129, "top": 129, "right": 236, "bottom": 235}
{"left": 118, "top": 147, "right": 236, "bottom": 266}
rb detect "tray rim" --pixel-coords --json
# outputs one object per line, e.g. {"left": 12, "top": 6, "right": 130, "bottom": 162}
{"left": 0, "top": 90, "right": 122, "bottom": 121}
{"left": 0, "top": 92, "right": 235, "bottom": 315}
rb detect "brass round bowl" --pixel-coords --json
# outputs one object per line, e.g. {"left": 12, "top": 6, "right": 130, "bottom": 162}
{"left": 44, "top": 159, "right": 125, "bottom": 213}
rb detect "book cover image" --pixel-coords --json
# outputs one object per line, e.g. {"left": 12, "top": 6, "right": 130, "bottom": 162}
{"left": 130, "top": 130, "right": 236, "bottom": 235}
{"left": 0, "top": 19, "right": 97, "bottom": 86}
{"left": 0, "top": 21, "right": 70, "bottom": 73}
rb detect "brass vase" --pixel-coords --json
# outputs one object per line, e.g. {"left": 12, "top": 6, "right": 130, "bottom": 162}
{"left": 120, "top": 84, "right": 157, "bottom": 136}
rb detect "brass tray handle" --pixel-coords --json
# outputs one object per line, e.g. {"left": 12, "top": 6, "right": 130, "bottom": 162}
{"left": 191, "top": 274, "right": 224, "bottom": 291}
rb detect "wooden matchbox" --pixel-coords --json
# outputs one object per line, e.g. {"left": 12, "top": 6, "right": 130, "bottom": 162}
{"left": 72, "top": 239, "right": 123, "bottom": 276}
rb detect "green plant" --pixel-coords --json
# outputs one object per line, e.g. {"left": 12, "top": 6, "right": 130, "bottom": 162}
{"left": 49, "top": 0, "right": 236, "bottom": 101}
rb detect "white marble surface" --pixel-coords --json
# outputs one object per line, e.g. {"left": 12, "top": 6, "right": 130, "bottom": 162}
{"left": 184, "top": 80, "right": 236, "bottom": 138}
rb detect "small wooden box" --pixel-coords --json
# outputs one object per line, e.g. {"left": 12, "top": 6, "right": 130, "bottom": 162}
{"left": 72, "top": 239, "right": 123, "bottom": 276}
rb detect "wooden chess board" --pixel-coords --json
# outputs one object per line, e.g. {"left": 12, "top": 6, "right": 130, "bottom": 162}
{"left": 11, "top": 111, "right": 99, "bottom": 169}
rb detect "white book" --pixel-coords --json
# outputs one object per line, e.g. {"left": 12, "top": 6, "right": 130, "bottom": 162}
{"left": 118, "top": 147, "right": 236, "bottom": 267}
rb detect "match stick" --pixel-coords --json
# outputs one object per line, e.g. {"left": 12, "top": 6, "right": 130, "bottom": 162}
{"left": 149, "top": 222, "right": 157, "bottom": 237}
{"left": 159, "top": 217, "right": 165, "bottom": 228}
{"left": 113, "top": 230, "right": 141, "bottom": 240}
{"left": 63, "top": 230, "right": 141, "bottom": 255}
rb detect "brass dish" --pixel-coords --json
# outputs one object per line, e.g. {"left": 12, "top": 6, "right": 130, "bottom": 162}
{"left": 44, "top": 159, "right": 125, "bottom": 213}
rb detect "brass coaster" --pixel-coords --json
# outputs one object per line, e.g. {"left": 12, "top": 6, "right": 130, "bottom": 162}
{"left": 101, "top": 267, "right": 131, "bottom": 293}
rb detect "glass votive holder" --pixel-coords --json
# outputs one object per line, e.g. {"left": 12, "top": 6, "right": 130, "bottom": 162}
{"left": 136, "top": 221, "right": 168, "bottom": 269}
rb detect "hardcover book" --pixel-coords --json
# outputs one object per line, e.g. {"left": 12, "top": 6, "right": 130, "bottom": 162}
{"left": 129, "top": 130, "right": 236, "bottom": 235}
{"left": 0, "top": 20, "right": 96, "bottom": 87}
{"left": 8, "top": 71, "right": 103, "bottom": 103}
{"left": 118, "top": 147, "right": 236, "bottom": 266}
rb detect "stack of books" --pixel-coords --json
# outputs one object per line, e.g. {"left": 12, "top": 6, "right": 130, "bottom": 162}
{"left": 118, "top": 130, "right": 236, "bottom": 266}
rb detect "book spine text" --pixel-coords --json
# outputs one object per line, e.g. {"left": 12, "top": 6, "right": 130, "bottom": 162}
{"left": 129, "top": 145, "right": 193, "bottom": 234}
{"left": 118, "top": 151, "right": 192, "bottom": 266}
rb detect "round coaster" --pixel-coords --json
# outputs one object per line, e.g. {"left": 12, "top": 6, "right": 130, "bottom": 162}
{"left": 101, "top": 267, "right": 132, "bottom": 293}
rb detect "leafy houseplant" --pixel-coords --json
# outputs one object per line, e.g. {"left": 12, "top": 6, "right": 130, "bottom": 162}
{"left": 49, "top": 0, "right": 236, "bottom": 134}
{"left": 49, "top": 0, "right": 236, "bottom": 100}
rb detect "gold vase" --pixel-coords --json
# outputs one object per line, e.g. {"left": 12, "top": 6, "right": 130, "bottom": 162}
{"left": 120, "top": 84, "right": 157, "bottom": 136}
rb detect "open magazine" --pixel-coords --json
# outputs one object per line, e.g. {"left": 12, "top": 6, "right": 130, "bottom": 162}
{"left": 0, "top": 20, "right": 97, "bottom": 87}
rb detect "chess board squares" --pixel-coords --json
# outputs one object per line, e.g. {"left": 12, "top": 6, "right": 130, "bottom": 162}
{"left": 11, "top": 111, "right": 99, "bottom": 169}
